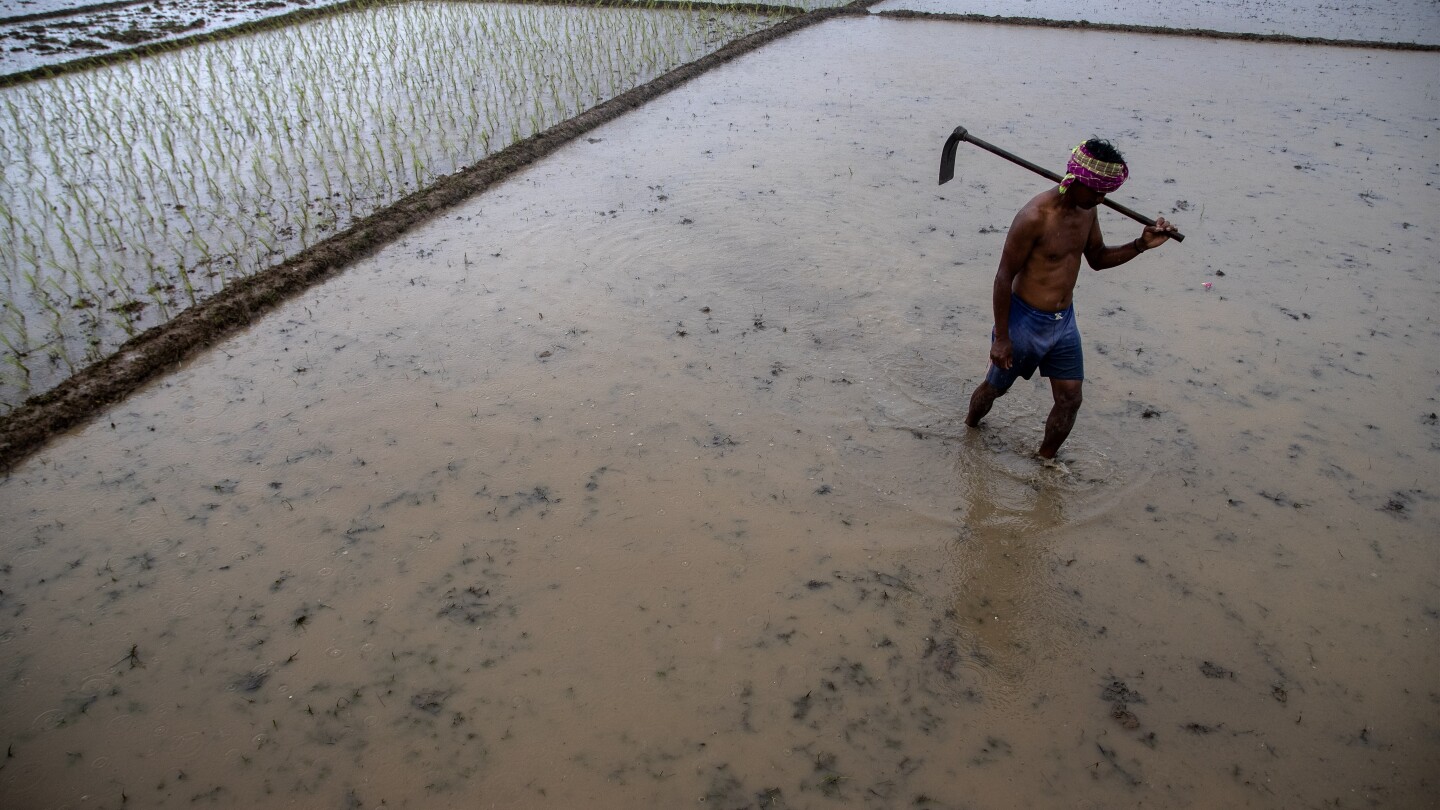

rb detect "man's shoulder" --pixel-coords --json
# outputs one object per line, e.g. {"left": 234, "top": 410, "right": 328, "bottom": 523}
{"left": 1014, "top": 189, "right": 1059, "bottom": 228}
{"left": 1021, "top": 187, "right": 1064, "bottom": 215}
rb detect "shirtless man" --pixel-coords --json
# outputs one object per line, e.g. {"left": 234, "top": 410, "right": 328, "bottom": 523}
{"left": 965, "top": 138, "right": 1175, "bottom": 460}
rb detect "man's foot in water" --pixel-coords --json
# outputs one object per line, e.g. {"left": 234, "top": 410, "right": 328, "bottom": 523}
{"left": 1037, "top": 454, "right": 1071, "bottom": 475}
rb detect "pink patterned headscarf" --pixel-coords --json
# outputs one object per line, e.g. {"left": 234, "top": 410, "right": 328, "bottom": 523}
{"left": 1057, "top": 142, "right": 1128, "bottom": 194}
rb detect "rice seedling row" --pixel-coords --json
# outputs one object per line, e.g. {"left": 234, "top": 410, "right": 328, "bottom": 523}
{"left": 0, "top": 0, "right": 784, "bottom": 409}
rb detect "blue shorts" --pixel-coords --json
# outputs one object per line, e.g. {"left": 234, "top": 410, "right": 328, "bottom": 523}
{"left": 985, "top": 294, "right": 1084, "bottom": 391}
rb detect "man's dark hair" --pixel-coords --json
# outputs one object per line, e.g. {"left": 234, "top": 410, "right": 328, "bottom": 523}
{"left": 1084, "top": 138, "right": 1125, "bottom": 164}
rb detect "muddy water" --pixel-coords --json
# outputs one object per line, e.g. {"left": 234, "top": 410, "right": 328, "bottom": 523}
{"left": 2, "top": 14, "right": 1438, "bottom": 810}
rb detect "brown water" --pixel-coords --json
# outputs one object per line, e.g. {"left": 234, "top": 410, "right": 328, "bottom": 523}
{"left": 2, "top": 16, "right": 1437, "bottom": 809}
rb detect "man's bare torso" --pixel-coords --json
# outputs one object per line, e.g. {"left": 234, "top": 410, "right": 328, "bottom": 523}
{"left": 1009, "top": 188, "right": 1099, "bottom": 312}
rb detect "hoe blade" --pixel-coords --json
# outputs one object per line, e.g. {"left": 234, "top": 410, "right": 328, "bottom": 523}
{"left": 938, "top": 126, "right": 967, "bottom": 185}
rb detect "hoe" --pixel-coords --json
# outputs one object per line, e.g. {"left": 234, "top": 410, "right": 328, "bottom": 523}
{"left": 939, "top": 125, "right": 1184, "bottom": 242}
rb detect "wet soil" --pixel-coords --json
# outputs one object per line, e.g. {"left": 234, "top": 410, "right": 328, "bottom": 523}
{"left": 2, "top": 6, "right": 1438, "bottom": 810}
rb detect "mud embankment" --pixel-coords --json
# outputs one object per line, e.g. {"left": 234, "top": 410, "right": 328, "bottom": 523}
{"left": 876, "top": 9, "right": 1440, "bottom": 51}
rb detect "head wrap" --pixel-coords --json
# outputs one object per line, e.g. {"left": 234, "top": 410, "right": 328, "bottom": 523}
{"left": 1057, "top": 141, "right": 1128, "bottom": 194}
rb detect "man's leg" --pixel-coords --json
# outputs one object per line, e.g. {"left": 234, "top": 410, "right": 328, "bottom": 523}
{"left": 1038, "top": 378, "right": 1082, "bottom": 458}
{"left": 966, "top": 380, "right": 1007, "bottom": 428}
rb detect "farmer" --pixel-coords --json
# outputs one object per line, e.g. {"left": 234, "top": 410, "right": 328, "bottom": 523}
{"left": 964, "top": 138, "right": 1175, "bottom": 460}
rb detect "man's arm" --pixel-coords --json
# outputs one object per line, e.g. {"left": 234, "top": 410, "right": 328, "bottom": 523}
{"left": 1084, "top": 216, "right": 1176, "bottom": 270}
{"left": 990, "top": 210, "right": 1040, "bottom": 369}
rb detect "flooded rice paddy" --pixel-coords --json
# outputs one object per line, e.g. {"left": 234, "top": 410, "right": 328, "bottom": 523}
{"left": 0, "top": 0, "right": 354, "bottom": 76}
{"left": 3, "top": 8, "right": 1440, "bottom": 810}
{"left": 0, "top": 0, "right": 842, "bottom": 78}
{"left": 0, "top": 0, "right": 781, "bottom": 406}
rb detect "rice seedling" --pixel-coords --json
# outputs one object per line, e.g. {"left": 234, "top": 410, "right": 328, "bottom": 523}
{"left": 0, "top": 0, "right": 785, "bottom": 409}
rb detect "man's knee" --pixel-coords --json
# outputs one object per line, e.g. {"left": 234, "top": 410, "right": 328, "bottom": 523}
{"left": 1052, "top": 382, "right": 1082, "bottom": 411}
